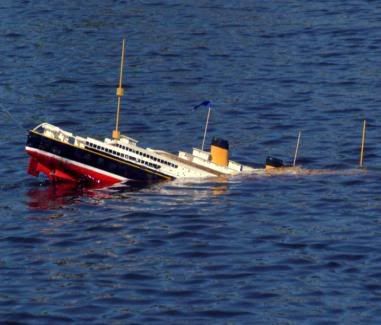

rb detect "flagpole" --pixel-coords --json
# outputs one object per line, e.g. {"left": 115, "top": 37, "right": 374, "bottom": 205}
{"left": 201, "top": 106, "right": 211, "bottom": 151}
{"left": 360, "top": 119, "right": 366, "bottom": 168}
{"left": 293, "top": 131, "right": 302, "bottom": 167}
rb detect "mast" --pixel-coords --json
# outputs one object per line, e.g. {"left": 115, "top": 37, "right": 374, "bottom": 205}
{"left": 359, "top": 119, "right": 366, "bottom": 168}
{"left": 293, "top": 131, "right": 301, "bottom": 167}
{"left": 112, "top": 39, "right": 126, "bottom": 140}
{"left": 201, "top": 105, "right": 211, "bottom": 151}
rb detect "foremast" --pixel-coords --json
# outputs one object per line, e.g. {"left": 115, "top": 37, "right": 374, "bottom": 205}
{"left": 112, "top": 39, "right": 126, "bottom": 140}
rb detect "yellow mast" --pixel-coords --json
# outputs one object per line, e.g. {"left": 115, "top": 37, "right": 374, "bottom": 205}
{"left": 359, "top": 119, "right": 366, "bottom": 168}
{"left": 112, "top": 39, "right": 126, "bottom": 140}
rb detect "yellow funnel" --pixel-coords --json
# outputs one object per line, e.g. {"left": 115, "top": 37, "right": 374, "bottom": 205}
{"left": 210, "top": 137, "right": 229, "bottom": 167}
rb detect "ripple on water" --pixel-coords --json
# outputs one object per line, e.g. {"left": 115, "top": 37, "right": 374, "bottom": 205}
{"left": 2, "top": 0, "right": 381, "bottom": 323}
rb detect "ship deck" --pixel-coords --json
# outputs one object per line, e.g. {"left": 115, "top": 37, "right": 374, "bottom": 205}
{"left": 154, "top": 151, "right": 223, "bottom": 176}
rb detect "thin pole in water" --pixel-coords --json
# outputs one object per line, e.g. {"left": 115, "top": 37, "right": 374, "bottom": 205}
{"left": 293, "top": 131, "right": 302, "bottom": 167}
{"left": 201, "top": 106, "right": 211, "bottom": 151}
{"left": 360, "top": 119, "right": 366, "bottom": 168}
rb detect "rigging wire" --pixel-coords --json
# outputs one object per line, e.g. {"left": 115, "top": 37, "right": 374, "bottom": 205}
{"left": 0, "top": 104, "right": 28, "bottom": 133}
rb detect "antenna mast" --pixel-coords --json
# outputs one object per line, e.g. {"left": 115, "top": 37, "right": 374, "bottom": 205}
{"left": 201, "top": 105, "right": 211, "bottom": 151}
{"left": 359, "top": 119, "right": 366, "bottom": 168}
{"left": 113, "top": 39, "right": 126, "bottom": 140}
{"left": 293, "top": 131, "right": 302, "bottom": 167}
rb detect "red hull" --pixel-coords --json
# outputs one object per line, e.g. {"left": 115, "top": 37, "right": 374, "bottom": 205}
{"left": 26, "top": 147, "right": 126, "bottom": 186}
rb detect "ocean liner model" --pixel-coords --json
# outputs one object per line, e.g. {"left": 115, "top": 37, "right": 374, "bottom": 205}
{"left": 25, "top": 40, "right": 284, "bottom": 186}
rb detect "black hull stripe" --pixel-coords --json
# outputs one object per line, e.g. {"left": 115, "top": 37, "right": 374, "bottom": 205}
{"left": 26, "top": 131, "right": 173, "bottom": 181}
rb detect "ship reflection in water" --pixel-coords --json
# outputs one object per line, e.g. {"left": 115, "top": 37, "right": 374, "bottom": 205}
{"left": 26, "top": 167, "right": 368, "bottom": 210}
{"left": 27, "top": 181, "right": 153, "bottom": 210}
{"left": 27, "top": 182, "right": 97, "bottom": 210}
{"left": 27, "top": 178, "right": 230, "bottom": 210}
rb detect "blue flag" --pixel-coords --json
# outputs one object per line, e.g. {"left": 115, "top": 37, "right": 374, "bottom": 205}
{"left": 193, "top": 100, "right": 212, "bottom": 110}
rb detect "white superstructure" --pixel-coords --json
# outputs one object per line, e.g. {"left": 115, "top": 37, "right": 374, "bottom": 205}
{"left": 32, "top": 123, "right": 260, "bottom": 180}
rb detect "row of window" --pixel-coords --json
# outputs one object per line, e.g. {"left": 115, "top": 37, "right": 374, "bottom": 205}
{"left": 85, "top": 141, "right": 178, "bottom": 169}
{"left": 116, "top": 143, "right": 178, "bottom": 168}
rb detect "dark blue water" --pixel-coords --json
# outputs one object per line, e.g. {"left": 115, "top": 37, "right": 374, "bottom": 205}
{"left": 2, "top": 1, "right": 381, "bottom": 323}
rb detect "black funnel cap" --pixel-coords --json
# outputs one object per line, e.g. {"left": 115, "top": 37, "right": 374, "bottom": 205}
{"left": 211, "top": 137, "right": 229, "bottom": 150}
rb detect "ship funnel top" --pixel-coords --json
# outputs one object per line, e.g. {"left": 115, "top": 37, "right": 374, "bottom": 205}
{"left": 210, "top": 137, "right": 229, "bottom": 167}
{"left": 211, "top": 137, "right": 229, "bottom": 150}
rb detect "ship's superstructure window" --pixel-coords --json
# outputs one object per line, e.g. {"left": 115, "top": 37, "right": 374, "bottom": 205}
{"left": 86, "top": 140, "right": 178, "bottom": 169}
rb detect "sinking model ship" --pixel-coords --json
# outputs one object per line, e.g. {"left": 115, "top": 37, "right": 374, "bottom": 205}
{"left": 25, "top": 41, "right": 284, "bottom": 186}
{"left": 26, "top": 123, "right": 268, "bottom": 185}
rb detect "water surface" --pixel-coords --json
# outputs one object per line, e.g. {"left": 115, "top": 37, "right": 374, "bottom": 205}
{"left": 1, "top": 1, "right": 381, "bottom": 323}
